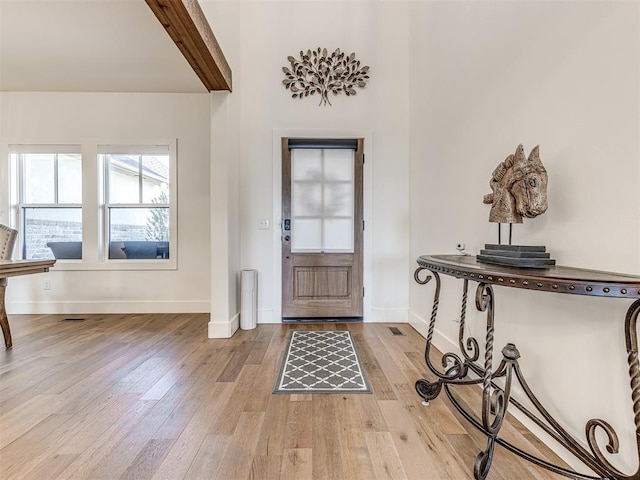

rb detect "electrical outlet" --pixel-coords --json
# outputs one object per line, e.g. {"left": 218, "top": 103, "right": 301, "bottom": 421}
{"left": 43, "top": 279, "right": 51, "bottom": 290}
{"left": 258, "top": 218, "right": 270, "bottom": 230}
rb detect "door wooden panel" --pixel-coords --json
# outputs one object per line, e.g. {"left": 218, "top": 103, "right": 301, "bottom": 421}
{"left": 295, "top": 266, "right": 350, "bottom": 298}
{"left": 282, "top": 138, "right": 363, "bottom": 318}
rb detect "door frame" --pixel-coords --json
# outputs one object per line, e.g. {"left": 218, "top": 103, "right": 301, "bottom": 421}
{"left": 272, "top": 129, "right": 373, "bottom": 323}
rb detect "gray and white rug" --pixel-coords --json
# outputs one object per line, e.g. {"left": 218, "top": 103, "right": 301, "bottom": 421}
{"left": 274, "top": 330, "right": 371, "bottom": 394}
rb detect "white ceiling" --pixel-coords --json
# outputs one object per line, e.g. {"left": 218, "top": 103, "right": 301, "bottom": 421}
{"left": 0, "top": 0, "right": 208, "bottom": 93}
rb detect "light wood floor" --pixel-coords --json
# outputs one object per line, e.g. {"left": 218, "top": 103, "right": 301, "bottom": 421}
{"left": 0, "top": 313, "right": 573, "bottom": 480}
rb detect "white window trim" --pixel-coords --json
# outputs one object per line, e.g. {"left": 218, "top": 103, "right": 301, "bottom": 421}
{"left": 11, "top": 144, "right": 83, "bottom": 264}
{"left": 6, "top": 138, "right": 177, "bottom": 271}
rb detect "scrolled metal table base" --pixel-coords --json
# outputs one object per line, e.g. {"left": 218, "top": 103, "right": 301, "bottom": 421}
{"left": 414, "top": 258, "right": 640, "bottom": 480}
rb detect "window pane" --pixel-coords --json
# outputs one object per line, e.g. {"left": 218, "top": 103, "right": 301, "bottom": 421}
{"left": 23, "top": 154, "right": 55, "bottom": 203}
{"left": 109, "top": 207, "right": 170, "bottom": 259}
{"left": 108, "top": 154, "right": 140, "bottom": 203}
{"left": 23, "top": 207, "right": 82, "bottom": 260}
{"left": 142, "top": 154, "right": 170, "bottom": 203}
{"left": 58, "top": 154, "right": 82, "bottom": 203}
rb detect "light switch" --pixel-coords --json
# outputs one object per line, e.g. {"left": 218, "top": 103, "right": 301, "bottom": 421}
{"left": 258, "top": 218, "right": 270, "bottom": 230}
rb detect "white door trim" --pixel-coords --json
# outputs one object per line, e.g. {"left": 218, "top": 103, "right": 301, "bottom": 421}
{"left": 272, "top": 129, "right": 373, "bottom": 323}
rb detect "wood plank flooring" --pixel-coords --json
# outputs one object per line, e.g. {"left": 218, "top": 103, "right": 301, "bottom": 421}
{"left": 0, "top": 314, "right": 574, "bottom": 479}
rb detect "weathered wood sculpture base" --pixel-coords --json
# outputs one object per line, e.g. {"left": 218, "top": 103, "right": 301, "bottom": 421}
{"left": 477, "top": 244, "right": 555, "bottom": 268}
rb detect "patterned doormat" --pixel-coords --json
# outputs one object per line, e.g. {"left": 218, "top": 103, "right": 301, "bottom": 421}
{"left": 274, "top": 330, "right": 371, "bottom": 394}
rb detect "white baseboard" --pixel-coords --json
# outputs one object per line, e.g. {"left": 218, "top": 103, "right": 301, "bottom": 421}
{"left": 6, "top": 300, "right": 210, "bottom": 315}
{"left": 208, "top": 312, "right": 240, "bottom": 338}
{"left": 258, "top": 308, "right": 277, "bottom": 324}
{"left": 407, "top": 309, "right": 428, "bottom": 337}
{"left": 368, "top": 307, "right": 408, "bottom": 323}
{"left": 408, "top": 309, "right": 457, "bottom": 351}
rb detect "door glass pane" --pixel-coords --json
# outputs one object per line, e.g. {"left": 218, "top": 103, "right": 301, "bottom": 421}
{"left": 292, "top": 149, "right": 322, "bottom": 181}
{"left": 23, "top": 207, "right": 82, "bottom": 259}
{"left": 324, "top": 183, "right": 353, "bottom": 217}
{"left": 23, "top": 154, "right": 55, "bottom": 203}
{"left": 108, "top": 154, "right": 140, "bottom": 203}
{"left": 290, "top": 148, "right": 355, "bottom": 253}
{"left": 291, "top": 218, "right": 322, "bottom": 251}
{"left": 324, "top": 149, "right": 353, "bottom": 181}
{"left": 324, "top": 218, "right": 353, "bottom": 251}
{"left": 292, "top": 183, "right": 322, "bottom": 216}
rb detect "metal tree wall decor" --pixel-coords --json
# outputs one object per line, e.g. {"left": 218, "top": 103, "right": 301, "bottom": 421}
{"left": 282, "top": 48, "right": 370, "bottom": 106}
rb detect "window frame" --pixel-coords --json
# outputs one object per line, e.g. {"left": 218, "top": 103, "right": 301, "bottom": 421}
{"left": 11, "top": 144, "right": 83, "bottom": 262}
{"left": 7, "top": 139, "right": 177, "bottom": 271}
{"left": 99, "top": 144, "right": 175, "bottom": 265}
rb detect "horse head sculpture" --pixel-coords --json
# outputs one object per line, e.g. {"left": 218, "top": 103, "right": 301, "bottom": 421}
{"left": 483, "top": 144, "right": 548, "bottom": 224}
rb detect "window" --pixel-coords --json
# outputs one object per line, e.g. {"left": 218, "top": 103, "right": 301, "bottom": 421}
{"left": 100, "top": 145, "right": 171, "bottom": 260}
{"left": 8, "top": 140, "right": 176, "bottom": 269}
{"left": 11, "top": 145, "right": 82, "bottom": 260}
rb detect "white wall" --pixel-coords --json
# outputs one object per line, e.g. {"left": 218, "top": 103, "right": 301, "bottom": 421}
{"left": 206, "top": 2, "right": 243, "bottom": 337}
{"left": 210, "top": 90, "right": 243, "bottom": 336}
{"left": 204, "top": 0, "right": 412, "bottom": 326}
{"left": 408, "top": 0, "right": 640, "bottom": 473}
{"left": 0, "top": 92, "right": 212, "bottom": 313}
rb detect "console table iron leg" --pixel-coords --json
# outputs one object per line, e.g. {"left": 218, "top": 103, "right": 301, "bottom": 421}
{"left": 472, "top": 283, "right": 521, "bottom": 480}
{"left": 475, "top": 283, "right": 497, "bottom": 479}
{"left": 584, "top": 299, "right": 640, "bottom": 480}
{"left": 459, "top": 279, "right": 480, "bottom": 364}
{"left": 415, "top": 269, "right": 485, "bottom": 405}
{"left": 414, "top": 267, "right": 443, "bottom": 405}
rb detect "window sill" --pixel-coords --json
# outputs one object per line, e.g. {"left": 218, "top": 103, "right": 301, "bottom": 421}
{"left": 45, "top": 259, "right": 178, "bottom": 272}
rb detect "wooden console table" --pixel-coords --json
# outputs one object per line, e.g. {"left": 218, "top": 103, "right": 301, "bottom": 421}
{"left": 0, "top": 259, "right": 56, "bottom": 349}
{"left": 414, "top": 254, "right": 640, "bottom": 480}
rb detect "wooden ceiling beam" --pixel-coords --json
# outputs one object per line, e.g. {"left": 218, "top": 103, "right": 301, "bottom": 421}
{"left": 145, "top": 0, "right": 232, "bottom": 92}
